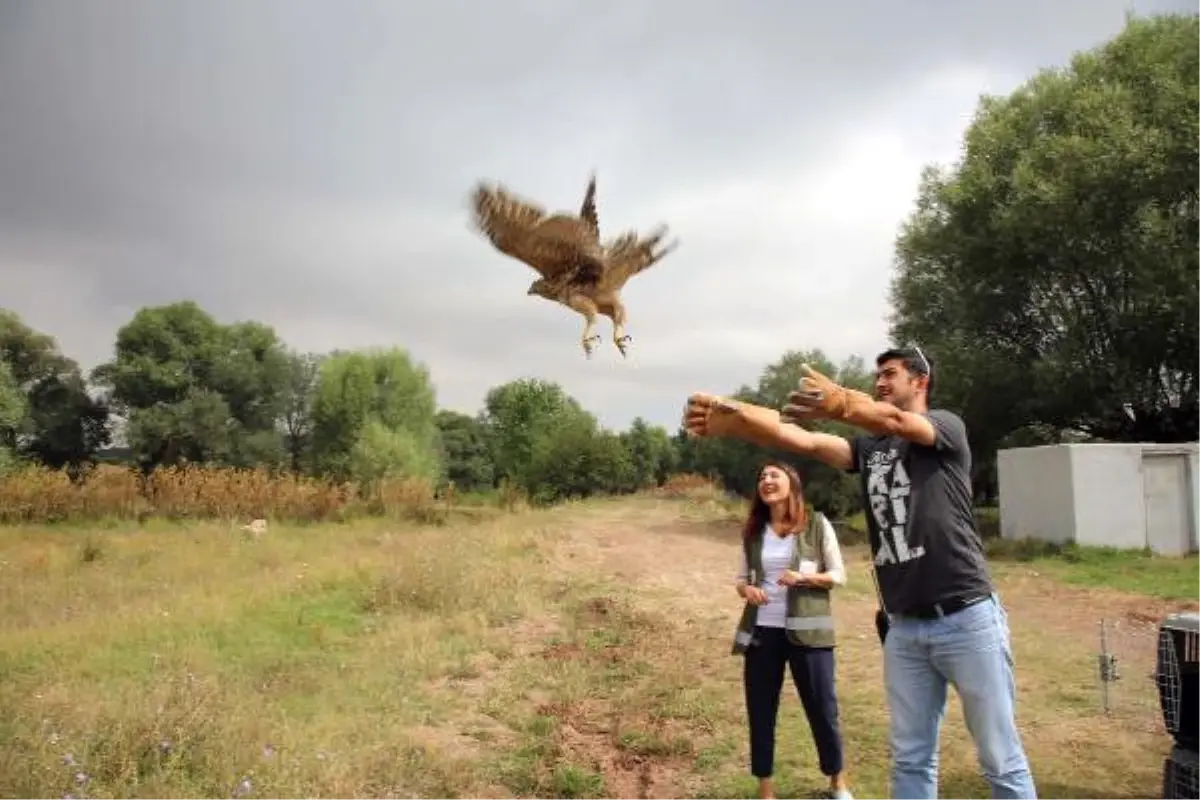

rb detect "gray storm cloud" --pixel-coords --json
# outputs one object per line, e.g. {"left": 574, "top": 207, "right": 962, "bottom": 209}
{"left": 1, "top": 0, "right": 1192, "bottom": 428}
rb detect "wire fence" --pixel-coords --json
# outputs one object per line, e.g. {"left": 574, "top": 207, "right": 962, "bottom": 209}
{"left": 1093, "top": 615, "right": 1167, "bottom": 735}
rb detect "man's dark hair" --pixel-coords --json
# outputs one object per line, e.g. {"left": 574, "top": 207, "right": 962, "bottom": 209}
{"left": 875, "top": 344, "right": 935, "bottom": 403}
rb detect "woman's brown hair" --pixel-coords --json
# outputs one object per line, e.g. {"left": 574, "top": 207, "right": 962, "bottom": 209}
{"left": 740, "top": 459, "right": 808, "bottom": 541}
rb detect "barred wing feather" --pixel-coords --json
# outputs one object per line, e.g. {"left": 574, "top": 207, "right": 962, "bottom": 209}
{"left": 600, "top": 226, "right": 678, "bottom": 289}
{"left": 471, "top": 183, "right": 583, "bottom": 279}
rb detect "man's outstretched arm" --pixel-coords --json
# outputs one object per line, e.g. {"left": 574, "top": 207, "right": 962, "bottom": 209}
{"left": 682, "top": 393, "right": 854, "bottom": 471}
{"left": 773, "top": 421, "right": 855, "bottom": 471}
{"left": 783, "top": 364, "right": 939, "bottom": 447}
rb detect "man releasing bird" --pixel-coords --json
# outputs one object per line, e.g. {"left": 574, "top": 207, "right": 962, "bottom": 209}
{"left": 470, "top": 173, "right": 678, "bottom": 358}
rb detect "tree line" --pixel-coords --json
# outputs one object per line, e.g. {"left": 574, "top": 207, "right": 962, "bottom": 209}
{"left": 0, "top": 301, "right": 901, "bottom": 515}
{"left": 0, "top": 12, "right": 1195, "bottom": 513}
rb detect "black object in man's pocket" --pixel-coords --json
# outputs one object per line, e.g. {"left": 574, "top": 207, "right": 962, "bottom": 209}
{"left": 875, "top": 608, "right": 890, "bottom": 645}
{"left": 868, "top": 569, "right": 889, "bottom": 645}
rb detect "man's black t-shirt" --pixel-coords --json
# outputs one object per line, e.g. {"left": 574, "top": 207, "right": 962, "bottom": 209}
{"left": 847, "top": 408, "right": 993, "bottom": 615}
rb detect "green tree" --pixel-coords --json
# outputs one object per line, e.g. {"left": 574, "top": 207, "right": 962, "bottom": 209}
{"left": 24, "top": 371, "right": 112, "bottom": 472}
{"left": 123, "top": 388, "right": 234, "bottom": 468}
{"left": 889, "top": 12, "right": 1199, "bottom": 469}
{"left": 281, "top": 350, "right": 324, "bottom": 473}
{"left": 524, "top": 411, "right": 635, "bottom": 502}
{"left": 481, "top": 378, "right": 585, "bottom": 489}
{"left": 309, "top": 347, "right": 440, "bottom": 484}
{"left": 213, "top": 321, "right": 290, "bottom": 433}
{"left": 434, "top": 409, "right": 494, "bottom": 492}
{"left": 93, "top": 301, "right": 225, "bottom": 410}
{"left": 621, "top": 417, "right": 679, "bottom": 489}
{"left": 92, "top": 302, "right": 288, "bottom": 471}
{"left": 349, "top": 418, "right": 441, "bottom": 492}
{"left": 0, "top": 361, "right": 27, "bottom": 473}
{"left": 591, "top": 429, "right": 638, "bottom": 495}
{"left": 0, "top": 309, "right": 109, "bottom": 471}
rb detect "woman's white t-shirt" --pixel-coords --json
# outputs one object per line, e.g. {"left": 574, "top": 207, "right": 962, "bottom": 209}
{"left": 757, "top": 529, "right": 796, "bottom": 628}
{"left": 736, "top": 517, "right": 846, "bottom": 629}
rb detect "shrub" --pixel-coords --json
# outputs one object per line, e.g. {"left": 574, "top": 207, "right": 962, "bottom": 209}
{"left": 0, "top": 464, "right": 438, "bottom": 524}
{"left": 657, "top": 473, "right": 725, "bottom": 500}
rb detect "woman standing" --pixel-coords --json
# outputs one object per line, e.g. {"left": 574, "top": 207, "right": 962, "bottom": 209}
{"left": 732, "top": 460, "right": 853, "bottom": 800}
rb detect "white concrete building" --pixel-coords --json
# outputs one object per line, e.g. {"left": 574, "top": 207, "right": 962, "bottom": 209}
{"left": 997, "top": 442, "right": 1199, "bottom": 556}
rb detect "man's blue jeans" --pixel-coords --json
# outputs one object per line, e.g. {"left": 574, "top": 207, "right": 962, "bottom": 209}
{"left": 883, "top": 594, "right": 1037, "bottom": 799}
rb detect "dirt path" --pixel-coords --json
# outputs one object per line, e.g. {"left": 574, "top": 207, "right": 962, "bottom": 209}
{"left": 534, "top": 497, "right": 1192, "bottom": 799}
{"left": 551, "top": 497, "right": 1194, "bottom": 650}
{"left": 549, "top": 499, "right": 883, "bottom": 644}
{"left": 541, "top": 500, "right": 885, "bottom": 798}
{"left": 553, "top": 504, "right": 750, "bottom": 614}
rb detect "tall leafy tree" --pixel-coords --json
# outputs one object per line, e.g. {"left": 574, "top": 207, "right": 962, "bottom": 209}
{"left": 0, "top": 309, "right": 109, "bottom": 471}
{"left": 434, "top": 409, "right": 494, "bottom": 492}
{"left": 523, "top": 410, "right": 635, "bottom": 503}
{"left": 280, "top": 350, "right": 324, "bottom": 473}
{"left": 481, "top": 378, "right": 586, "bottom": 489}
{"left": 889, "top": 12, "right": 1199, "bottom": 462}
{"left": 621, "top": 417, "right": 679, "bottom": 489}
{"left": 309, "top": 347, "right": 441, "bottom": 484}
{"left": 92, "top": 301, "right": 288, "bottom": 471}
{"left": 0, "top": 361, "right": 27, "bottom": 473}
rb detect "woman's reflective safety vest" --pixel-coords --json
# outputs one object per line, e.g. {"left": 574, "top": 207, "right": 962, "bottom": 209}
{"left": 732, "top": 512, "right": 836, "bottom": 654}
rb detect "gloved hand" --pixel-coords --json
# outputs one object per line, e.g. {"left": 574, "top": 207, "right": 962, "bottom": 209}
{"left": 683, "top": 393, "right": 782, "bottom": 448}
{"left": 782, "top": 363, "right": 880, "bottom": 431}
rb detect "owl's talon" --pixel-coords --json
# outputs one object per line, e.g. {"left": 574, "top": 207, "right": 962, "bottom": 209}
{"left": 615, "top": 335, "right": 632, "bottom": 358}
{"left": 582, "top": 334, "right": 601, "bottom": 358}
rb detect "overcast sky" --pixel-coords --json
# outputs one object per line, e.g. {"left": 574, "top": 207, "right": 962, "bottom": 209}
{"left": 0, "top": 0, "right": 1192, "bottom": 430}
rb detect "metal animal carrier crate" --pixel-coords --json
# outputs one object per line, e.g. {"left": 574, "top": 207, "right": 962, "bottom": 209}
{"left": 1155, "top": 612, "right": 1199, "bottom": 751}
{"left": 1163, "top": 745, "right": 1198, "bottom": 800}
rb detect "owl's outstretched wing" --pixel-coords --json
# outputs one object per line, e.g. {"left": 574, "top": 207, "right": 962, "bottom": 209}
{"left": 471, "top": 182, "right": 583, "bottom": 279}
{"left": 599, "top": 225, "right": 679, "bottom": 290}
{"left": 579, "top": 173, "right": 599, "bottom": 239}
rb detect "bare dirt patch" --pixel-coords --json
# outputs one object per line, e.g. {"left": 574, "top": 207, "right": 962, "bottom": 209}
{"left": 528, "top": 697, "right": 695, "bottom": 800}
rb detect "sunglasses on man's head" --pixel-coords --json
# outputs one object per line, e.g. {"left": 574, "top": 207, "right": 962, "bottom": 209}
{"left": 909, "top": 343, "right": 931, "bottom": 377}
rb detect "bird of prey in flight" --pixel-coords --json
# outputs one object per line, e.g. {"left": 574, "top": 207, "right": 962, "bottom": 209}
{"left": 470, "top": 173, "right": 678, "bottom": 358}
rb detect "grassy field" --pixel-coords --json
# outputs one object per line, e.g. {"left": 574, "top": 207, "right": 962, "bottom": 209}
{"left": 1, "top": 491, "right": 1196, "bottom": 799}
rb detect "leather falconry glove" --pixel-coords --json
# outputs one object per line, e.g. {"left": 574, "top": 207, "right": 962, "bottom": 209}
{"left": 683, "top": 392, "right": 782, "bottom": 449}
{"left": 781, "top": 363, "right": 887, "bottom": 434}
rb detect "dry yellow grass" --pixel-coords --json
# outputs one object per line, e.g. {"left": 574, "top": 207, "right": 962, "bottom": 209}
{"left": 0, "top": 493, "right": 1188, "bottom": 798}
{"left": 657, "top": 473, "right": 724, "bottom": 499}
{"left": 0, "top": 464, "right": 448, "bottom": 524}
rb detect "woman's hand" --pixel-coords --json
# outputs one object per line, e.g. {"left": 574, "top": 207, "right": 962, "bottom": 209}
{"left": 740, "top": 585, "right": 769, "bottom": 605}
{"left": 779, "top": 571, "right": 831, "bottom": 589}
{"left": 777, "top": 570, "right": 805, "bottom": 587}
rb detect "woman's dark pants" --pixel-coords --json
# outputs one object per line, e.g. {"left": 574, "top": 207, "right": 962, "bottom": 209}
{"left": 743, "top": 625, "right": 845, "bottom": 778}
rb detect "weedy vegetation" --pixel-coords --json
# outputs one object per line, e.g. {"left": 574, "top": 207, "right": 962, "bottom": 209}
{"left": 0, "top": 471, "right": 1194, "bottom": 798}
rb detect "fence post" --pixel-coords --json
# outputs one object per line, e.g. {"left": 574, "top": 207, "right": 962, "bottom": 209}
{"left": 1098, "top": 617, "right": 1121, "bottom": 714}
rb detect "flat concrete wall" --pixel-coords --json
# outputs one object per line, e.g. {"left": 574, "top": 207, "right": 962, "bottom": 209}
{"left": 997, "top": 442, "right": 1200, "bottom": 556}
{"left": 1071, "top": 444, "right": 1155, "bottom": 551}
{"left": 998, "top": 444, "right": 1075, "bottom": 544}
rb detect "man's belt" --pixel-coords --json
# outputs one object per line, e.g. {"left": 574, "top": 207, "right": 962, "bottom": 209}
{"left": 900, "top": 595, "right": 989, "bottom": 620}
